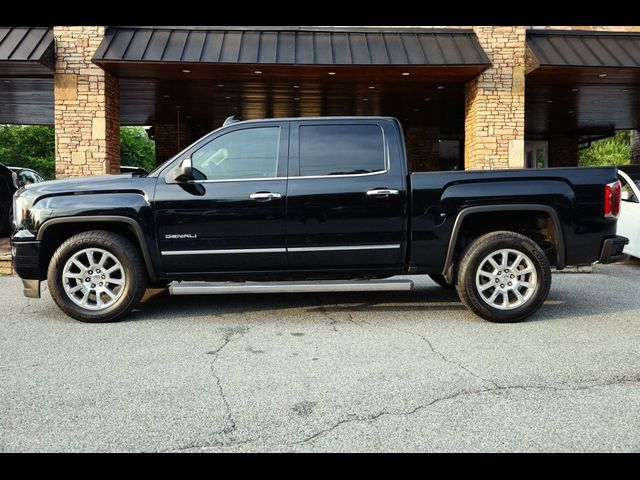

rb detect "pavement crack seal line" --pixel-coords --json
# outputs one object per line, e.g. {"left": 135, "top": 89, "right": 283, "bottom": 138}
{"left": 316, "top": 295, "right": 366, "bottom": 330}
{"left": 290, "top": 375, "right": 640, "bottom": 447}
{"left": 316, "top": 295, "right": 340, "bottom": 332}
{"left": 379, "top": 324, "right": 500, "bottom": 388}
{"left": 166, "top": 326, "right": 253, "bottom": 452}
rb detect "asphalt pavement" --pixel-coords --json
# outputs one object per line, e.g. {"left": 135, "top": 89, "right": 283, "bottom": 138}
{"left": 1, "top": 260, "right": 639, "bottom": 452}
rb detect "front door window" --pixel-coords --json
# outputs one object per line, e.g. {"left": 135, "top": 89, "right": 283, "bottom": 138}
{"left": 191, "top": 127, "right": 281, "bottom": 181}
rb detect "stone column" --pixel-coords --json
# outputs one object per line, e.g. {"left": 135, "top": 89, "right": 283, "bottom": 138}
{"left": 53, "top": 26, "right": 120, "bottom": 178}
{"left": 464, "top": 26, "right": 527, "bottom": 170}
{"left": 631, "top": 130, "right": 640, "bottom": 165}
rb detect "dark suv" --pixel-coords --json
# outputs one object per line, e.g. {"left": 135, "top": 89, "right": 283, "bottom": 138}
{"left": 0, "top": 163, "right": 18, "bottom": 235}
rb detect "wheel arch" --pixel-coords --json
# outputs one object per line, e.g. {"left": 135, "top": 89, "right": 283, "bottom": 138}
{"left": 37, "top": 216, "right": 158, "bottom": 282}
{"left": 443, "top": 204, "right": 566, "bottom": 283}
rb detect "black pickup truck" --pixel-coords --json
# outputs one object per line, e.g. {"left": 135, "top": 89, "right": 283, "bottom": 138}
{"left": 11, "top": 117, "right": 628, "bottom": 323}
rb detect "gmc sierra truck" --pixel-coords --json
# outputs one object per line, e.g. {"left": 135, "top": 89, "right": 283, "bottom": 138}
{"left": 11, "top": 117, "right": 628, "bottom": 323}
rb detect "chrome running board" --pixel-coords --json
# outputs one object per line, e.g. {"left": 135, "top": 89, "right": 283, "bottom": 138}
{"left": 169, "top": 279, "right": 414, "bottom": 295}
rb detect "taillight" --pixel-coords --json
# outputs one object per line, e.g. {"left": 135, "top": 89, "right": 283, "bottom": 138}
{"left": 604, "top": 180, "right": 621, "bottom": 218}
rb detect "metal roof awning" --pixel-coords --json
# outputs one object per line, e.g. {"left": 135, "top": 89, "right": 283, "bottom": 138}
{"left": 526, "top": 31, "right": 640, "bottom": 137}
{"left": 0, "top": 26, "right": 54, "bottom": 76}
{"left": 93, "top": 26, "right": 490, "bottom": 72}
{"left": 528, "top": 30, "right": 640, "bottom": 68}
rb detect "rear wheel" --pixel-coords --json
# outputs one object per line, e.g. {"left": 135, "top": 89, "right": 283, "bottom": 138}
{"left": 455, "top": 231, "right": 551, "bottom": 323}
{"left": 47, "top": 231, "right": 147, "bottom": 323}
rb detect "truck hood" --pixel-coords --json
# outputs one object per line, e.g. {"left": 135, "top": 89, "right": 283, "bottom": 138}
{"left": 21, "top": 173, "right": 151, "bottom": 197}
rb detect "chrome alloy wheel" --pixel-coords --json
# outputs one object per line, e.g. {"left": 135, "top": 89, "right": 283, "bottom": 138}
{"left": 475, "top": 248, "right": 538, "bottom": 311}
{"left": 62, "top": 248, "right": 126, "bottom": 311}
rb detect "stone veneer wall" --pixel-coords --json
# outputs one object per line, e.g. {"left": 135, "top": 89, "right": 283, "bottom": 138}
{"left": 53, "top": 26, "right": 120, "bottom": 178}
{"left": 463, "top": 26, "right": 527, "bottom": 170}
{"left": 0, "top": 257, "right": 12, "bottom": 275}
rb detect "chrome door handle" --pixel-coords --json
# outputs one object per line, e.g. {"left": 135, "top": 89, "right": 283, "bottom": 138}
{"left": 366, "top": 189, "right": 400, "bottom": 197}
{"left": 249, "top": 192, "right": 283, "bottom": 201}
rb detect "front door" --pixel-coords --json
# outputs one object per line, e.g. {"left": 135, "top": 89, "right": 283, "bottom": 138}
{"left": 154, "top": 123, "right": 289, "bottom": 274}
{"left": 285, "top": 120, "right": 407, "bottom": 271}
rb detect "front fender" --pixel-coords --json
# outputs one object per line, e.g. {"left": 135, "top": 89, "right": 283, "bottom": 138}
{"left": 19, "top": 192, "right": 160, "bottom": 282}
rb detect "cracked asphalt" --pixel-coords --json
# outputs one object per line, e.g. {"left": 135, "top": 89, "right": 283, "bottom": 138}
{"left": 1, "top": 260, "right": 640, "bottom": 452}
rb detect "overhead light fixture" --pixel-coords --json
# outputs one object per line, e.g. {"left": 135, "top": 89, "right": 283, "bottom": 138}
{"left": 413, "top": 108, "right": 420, "bottom": 112}
{"left": 598, "top": 73, "right": 608, "bottom": 78}
{"left": 217, "top": 84, "right": 224, "bottom": 87}
{"left": 163, "top": 95, "right": 170, "bottom": 98}
{"left": 571, "top": 88, "right": 579, "bottom": 92}
{"left": 182, "top": 69, "right": 191, "bottom": 73}
{"left": 328, "top": 72, "right": 336, "bottom": 76}
{"left": 437, "top": 86, "right": 445, "bottom": 90}
{"left": 424, "top": 98, "right": 431, "bottom": 102}
{"left": 3, "top": 80, "right": 11, "bottom": 84}
{"left": 293, "top": 85, "right": 300, "bottom": 89}
{"left": 547, "top": 100, "right": 553, "bottom": 104}
{"left": 363, "top": 98, "right": 369, "bottom": 102}
{"left": 225, "top": 96, "right": 232, "bottom": 100}
{"left": 401, "top": 72, "right": 411, "bottom": 76}
{"left": 369, "top": 86, "right": 375, "bottom": 89}
{"left": 254, "top": 70, "right": 263, "bottom": 74}
{"left": 294, "top": 97, "right": 300, "bottom": 101}
{"left": 568, "top": 110, "right": 575, "bottom": 114}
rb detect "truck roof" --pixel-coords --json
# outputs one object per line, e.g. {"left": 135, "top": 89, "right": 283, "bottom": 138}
{"left": 222, "top": 116, "right": 399, "bottom": 127}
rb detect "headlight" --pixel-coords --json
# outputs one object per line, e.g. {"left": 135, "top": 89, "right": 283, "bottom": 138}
{"left": 12, "top": 192, "right": 33, "bottom": 230}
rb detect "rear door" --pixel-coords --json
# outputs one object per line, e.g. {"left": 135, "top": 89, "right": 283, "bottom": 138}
{"left": 285, "top": 119, "right": 407, "bottom": 271}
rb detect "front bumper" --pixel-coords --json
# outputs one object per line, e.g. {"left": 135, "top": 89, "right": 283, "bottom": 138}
{"left": 11, "top": 239, "right": 43, "bottom": 298}
{"left": 598, "top": 236, "right": 629, "bottom": 264}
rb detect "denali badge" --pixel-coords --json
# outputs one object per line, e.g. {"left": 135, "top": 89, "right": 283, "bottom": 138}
{"left": 165, "top": 234, "right": 198, "bottom": 239}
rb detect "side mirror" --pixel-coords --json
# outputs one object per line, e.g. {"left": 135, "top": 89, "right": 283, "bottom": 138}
{"left": 170, "top": 157, "right": 194, "bottom": 183}
{"left": 621, "top": 190, "right": 631, "bottom": 202}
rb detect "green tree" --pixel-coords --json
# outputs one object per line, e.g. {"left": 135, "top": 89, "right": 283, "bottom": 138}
{"left": 579, "top": 131, "right": 631, "bottom": 167}
{"left": 0, "top": 125, "right": 55, "bottom": 179}
{"left": 119, "top": 126, "right": 155, "bottom": 172}
{"left": 0, "top": 125, "right": 156, "bottom": 180}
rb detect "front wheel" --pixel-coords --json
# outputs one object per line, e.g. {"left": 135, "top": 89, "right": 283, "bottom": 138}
{"left": 47, "top": 231, "right": 147, "bottom": 323}
{"left": 455, "top": 231, "right": 551, "bottom": 323}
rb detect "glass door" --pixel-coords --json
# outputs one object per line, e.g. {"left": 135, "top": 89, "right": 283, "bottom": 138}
{"left": 524, "top": 141, "right": 549, "bottom": 169}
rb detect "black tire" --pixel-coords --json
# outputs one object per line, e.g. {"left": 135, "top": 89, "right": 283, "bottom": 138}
{"left": 455, "top": 231, "right": 552, "bottom": 323}
{"left": 428, "top": 274, "right": 455, "bottom": 290}
{"left": 47, "top": 231, "right": 147, "bottom": 323}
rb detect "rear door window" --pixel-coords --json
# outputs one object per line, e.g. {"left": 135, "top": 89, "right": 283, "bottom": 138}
{"left": 298, "top": 124, "right": 385, "bottom": 177}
